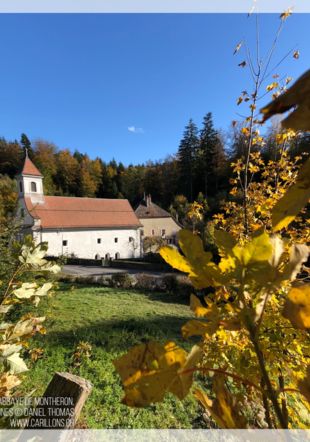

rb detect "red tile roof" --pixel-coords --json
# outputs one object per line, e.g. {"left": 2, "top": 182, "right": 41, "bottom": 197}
{"left": 21, "top": 157, "right": 43, "bottom": 177}
{"left": 25, "top": 196, "right": 142, "bottom": 229}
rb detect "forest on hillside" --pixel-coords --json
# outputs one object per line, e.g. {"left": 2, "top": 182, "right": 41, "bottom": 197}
{"left": 0, "top": 112, "right": 309, "bottom": 223}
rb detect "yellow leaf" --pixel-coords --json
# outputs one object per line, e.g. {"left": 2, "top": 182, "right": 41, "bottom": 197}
{"left": 159, "top": 246, "right": 191, "bottom": 274}
{"left": 241, "top": 127, "right": 250, "bottom": 136}
{"left": 260, "top": 69, "right": 310, "bottom": 131}
{"left": 190, "top": 294, "right": 211, "bottom": 318}
{"left": 190, "top": 294, "right": 219, "bottom": 319}
{"left": 266, "top": 82, "right": 279, "bottom": 92}
{"left": 0, "top": 372, "right": 21, "bottom": 396}
{"left": 214, "top": 229, "right": 236, "bottom": 255}
{"left": 272, "top": 157, "right": 310, "bottom": 231}
{"left": 214, "top": 229, "right": 237, "bottom": 273}
{"left": 178, "top": 230, "right": 211, "bottom": 266}
{"left": 194, "top": 375, "right": 247, "bottom": 428}
{"left": 169, "top": 345, "right": 202, "bottom": 399}
{"left": 233, "top": 41, "right": 243, "bottom": 55}
{"left": 283, "top": 284, "right": 310, "bottom": 329}
{"left": 219, "top": 255, "right": 236, "bottom": 273}
{"left": 113, "top": 341, "right": 192, "bottom": 407}
{"left": 182, "top": 319, "right": 219, "bottom": 338}
{"left": 280, "top": 244, "right": 309, "bottom": 282}
{"left": 280, "top": 8, "right": 293, "bottom": 21}
{"left": 177, "top": 230, "right": 223, "bottom": 288}
{"left": 232, "top": 232, "right": 273, "bottom": 266}
{"left": 298, "top": 366, "right": 310, "bottom": 402}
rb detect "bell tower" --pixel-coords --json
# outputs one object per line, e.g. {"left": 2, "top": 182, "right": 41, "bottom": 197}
{"left": 17, "top": 152, "right": 44, "bottom": 204}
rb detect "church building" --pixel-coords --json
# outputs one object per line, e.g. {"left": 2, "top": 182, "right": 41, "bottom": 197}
{"left": 17, "top": 155, "right": 142, "bottom": 260}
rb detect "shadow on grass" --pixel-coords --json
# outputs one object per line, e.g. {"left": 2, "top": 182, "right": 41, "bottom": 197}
{"left": 40, "top": 315, "right": 194, "bottom": 353}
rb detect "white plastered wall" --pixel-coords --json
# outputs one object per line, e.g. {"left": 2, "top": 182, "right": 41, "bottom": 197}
{"left": 35, "top": 227, "right": 142, "bottom": 259}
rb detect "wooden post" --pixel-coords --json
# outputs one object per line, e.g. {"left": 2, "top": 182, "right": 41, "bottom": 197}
{"left": 25, "top": 372, "right": 92, "bottom": 429}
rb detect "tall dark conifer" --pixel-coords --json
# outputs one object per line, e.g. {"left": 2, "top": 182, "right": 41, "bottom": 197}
{"left": 198, "top": 113, "right": 226, "bottom": 197}
{"left": 20, "top": 133, "right": 34, "bottom": 159}
{"left": 177, "top": 119, "right": 199, "bottom": 201}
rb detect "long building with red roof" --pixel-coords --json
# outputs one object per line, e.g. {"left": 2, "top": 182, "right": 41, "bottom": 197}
{"left": 17, "top": 155, "right": 142, "bottom": 259}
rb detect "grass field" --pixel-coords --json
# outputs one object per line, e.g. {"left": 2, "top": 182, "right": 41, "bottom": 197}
{"left": 19, "top": 284, "right": 206, "bottom": 429}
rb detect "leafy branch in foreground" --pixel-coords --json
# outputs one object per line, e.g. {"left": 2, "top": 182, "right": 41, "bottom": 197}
{"left": 114, "top": 154, "right": 310, "bottom": 428}
{"left": 114, "top": 13, "right": 310, "bottom": 430}
{"left": 0, "top": 237, "right": 60, "bottom": 399}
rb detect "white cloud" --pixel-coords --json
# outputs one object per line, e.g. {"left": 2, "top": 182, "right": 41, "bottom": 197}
{"left": 128, "top": 126, "right": 144, "bottom": 134}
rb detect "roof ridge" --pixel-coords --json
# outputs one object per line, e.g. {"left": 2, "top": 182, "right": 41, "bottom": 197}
{"left": 44, "top": 195, "right": 129, "bottom": 202}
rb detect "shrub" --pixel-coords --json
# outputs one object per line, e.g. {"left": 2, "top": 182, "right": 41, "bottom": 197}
{"left": 134, "top": 274, "right": 157, "bottom": 291}
{"left": 109, "top": 273, "right": 136, "bottom": 289}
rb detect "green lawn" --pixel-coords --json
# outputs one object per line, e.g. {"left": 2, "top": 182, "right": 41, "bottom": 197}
{"left": 20, "top": 284, "right": 206, "bottom": 429}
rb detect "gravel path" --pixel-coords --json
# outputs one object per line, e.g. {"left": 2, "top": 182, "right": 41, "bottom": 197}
{"left": 62, "top": 265, "right": 170, "bottom": 278}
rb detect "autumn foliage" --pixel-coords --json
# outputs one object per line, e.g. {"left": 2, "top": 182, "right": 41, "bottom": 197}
{"left": 114, "top": 157, "right": 310, "bottom": 428}
{"left": 113, "top": 11, "right": 310, "bottom": 426}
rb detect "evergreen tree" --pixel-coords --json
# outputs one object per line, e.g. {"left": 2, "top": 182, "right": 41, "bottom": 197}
{"left": 177, "top": 119, "right": 199, "bottom": 201}
{"left": 20, "top": 133, "right": 34, "bottom": 159}
{"left": 198, "top": 112, "right": 223, "bottom": 197}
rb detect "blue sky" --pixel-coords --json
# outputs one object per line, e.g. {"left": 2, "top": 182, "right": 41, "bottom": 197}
{"left": 0, "top": 13, "right": 309, "bottom": 165}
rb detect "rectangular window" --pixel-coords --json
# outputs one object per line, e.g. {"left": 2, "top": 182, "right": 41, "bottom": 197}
{"left": 152, "top": 229, "right": 155, "bottom": 236}
{"left": 161, "top": 229, "right": 166, "bottom": 235}
{"left": 20, "top": 208, "right": 25, "bottom": 218}
{"left": 129, "top": 237, "right": 133, "bottom": 242}
{"left": 97, "top": 238, "right": 101, "bottom": 244}
{"left": 141, "top": 230, "right": 144, "bottom": 236}
{"left": 114, "top": 238, "right": 118, "bottom": 243}
{"left": 62, "top": 240, "right": 68, "bottom": 246}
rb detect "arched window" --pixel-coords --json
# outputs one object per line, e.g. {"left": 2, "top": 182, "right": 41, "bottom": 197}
{"left": 19, "top": 181, "right": 23, "bottom": 193}
{"left": 115, "top": 252, "right": 120, "bottom": 260}
{"left": 105, "top": 253, "right": 110, "bottom": 260}
{"left": 31, "top": 182, "right": 37, "bottom": 192}
{"left": 95, "top": 254, "right": 101, "bottom": 260}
